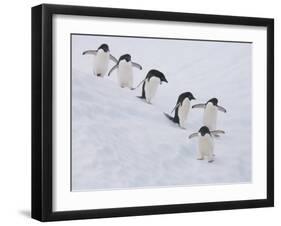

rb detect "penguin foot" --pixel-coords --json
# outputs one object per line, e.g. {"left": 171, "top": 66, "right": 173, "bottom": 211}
{"left": 96, "top": 73, "right": 101, "bottom": 77}
{"left": 179, "top": 125, "right": 187, "bottom": 130}
{"left": 208, "top": 159, "right": 214, "bottom": 163}
{"left": 197, "top": 157, "right": 204, "bottom": 160}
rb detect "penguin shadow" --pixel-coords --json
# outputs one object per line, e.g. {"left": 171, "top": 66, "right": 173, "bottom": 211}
{"left": 162, "top": 112, "right": 197, "bottom": 131}
{"left": 213, "top": 134, "right": 222, "bottom": 139}
{"left": 179, "top": 142, "right": 198, "bottom": 163}
{"left": 162, "top": 114, "right": 183, "bottom": 129}
{"left": 179, "top": 142, "right": 193, "bottom": 153}
{"left": 136, "top": 96, "right": 151, "bottom": 104}
{"left": 213, "top": 129, "right": 227, "bottom": 139}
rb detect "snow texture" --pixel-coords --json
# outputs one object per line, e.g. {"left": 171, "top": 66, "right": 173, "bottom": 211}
{"left": 71, "top": 34, "right": 252, "bottom": 191}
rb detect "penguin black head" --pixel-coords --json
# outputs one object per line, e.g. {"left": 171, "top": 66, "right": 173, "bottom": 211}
{"left": 207, "top": 98, "right": 218, "bottom": 106}
{"left": 147, "top": 69, "right": 168, "bottom": 83}
{"left": 199, "top": 126, "right": 211, "bottom": 136}
{"left": 98, "top": 44, "right": 109, "bottom": 52}
{"left": 160, "top": 74, "right": 168, "bottom": 83}
{"left": 183, "top": 92, "right": 196, "bottom": 101}
{"left": 119, "top": 54, "right": 131, "bottom": 62}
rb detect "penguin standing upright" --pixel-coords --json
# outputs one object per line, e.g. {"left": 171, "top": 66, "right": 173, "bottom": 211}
{"left": 82, "top": 43, "right": 117, "bottom": 77}
{"left": 189, "top": 126, "right": 225, "bottom": 162}
{"left": 192, "top": 98, "right": 226, "bottom": 131}
{"left": 136, "top": 69, "right": 168, "bottom": 104}
{"left": 164, "top": 92, "right": 196, "bottom": 129}
{"left": 108, "top": 54, "right": 142, "bottom": 89}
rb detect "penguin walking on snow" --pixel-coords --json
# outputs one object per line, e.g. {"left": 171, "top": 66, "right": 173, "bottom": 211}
{"left": 164, "top": 92, "right": 196, "bottom": 129}
{"left": 82, "top": 43, "right": 118, "bottom": 77}
{"left": 108, "top": 54, "right": 142, "bottom": 89}
{"left": 135, "top": 69, "right": 168, "bottom": 104}
{"left": 192, "top": 98, "right": 226, "bottom": 131}
{"left": 189, "top": 126, "right": 225, "bottom": 162}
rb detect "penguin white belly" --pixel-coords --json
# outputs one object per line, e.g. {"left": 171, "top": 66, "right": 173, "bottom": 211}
{"left": 178, "top": 99, "right": 190, "bottom": 128}
{"left": 93, "top": 51, "right": 109, "bottom": 77}
{"left": 117, "top": 61, "right": 133, "bottom": 88}
{"left": 145, "top": 77, "right": 160, "bottom": 103}
{"left": 198, "top": 135, "right": 214, "bottom": 161}
{"left": 203, "top": 104, "right": 217, "bottom": 130}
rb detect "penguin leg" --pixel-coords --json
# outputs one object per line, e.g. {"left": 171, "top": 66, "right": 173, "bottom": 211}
{"left": 128, "top": 79, "right": 133, "bottom": 89}
{"left": 207, "top": 153, "right": 214, "bottom": 163}
{"left": 197, "top": 152, "right": 204, "bottom": 160}
{"left": 119, "top": 80, "right": 125, "bottom": 88}
{"left": 179, "top": 124, "right": 187, "bottom": 129}
{"left": 179, "top": 119, "right": 187, "bottom": 129}
{"left": 146, "top": 97, "right": 152, "bottom": 104}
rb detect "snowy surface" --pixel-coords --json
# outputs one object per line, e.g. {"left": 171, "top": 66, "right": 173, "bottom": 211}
{"left": 71, "top": 34, "right": 252, "bottom": 191}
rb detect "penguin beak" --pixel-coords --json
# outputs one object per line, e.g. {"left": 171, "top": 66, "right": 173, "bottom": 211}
{"left": 163, "top": 78, "right": 168, "bottom": 83}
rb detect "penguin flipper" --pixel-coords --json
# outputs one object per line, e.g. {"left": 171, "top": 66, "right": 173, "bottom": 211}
{"left": 192, "top": 103, "right": 206, "bottom": 109}
{"left": 82, "top": 50, "right": 97, "bottom": 55}
{"left": 211, "top": 130, "right": 225, "bottom": 136}
{"left": 108, "top": 64, "right": 118, "bottom": 76}
{"left": 110, "top": 54, "right": 118, "bottom": 63}
{"left": 132, "top": 62, "right": 142, "bottom": 70}
{"left": 139, "top": 81, "right": 146, "bottom": 99}
{"left": 217, "top": 105, "right": 227, "bottom": 113}
{"left": 188, "top": 132, "right": 199, "bottom": 139}
{"left": 163, "top": 112, "right": 176, "bottom": 122}
{"left": 171, "top": 103, "right": 180, "bottom": 114}
{"left": 131, "top": 79, "right": 145, "bottom": 90}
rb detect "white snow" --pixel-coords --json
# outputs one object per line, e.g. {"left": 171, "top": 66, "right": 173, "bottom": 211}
{"left": 71, "top": 35, "right": 252, "bottom": 191}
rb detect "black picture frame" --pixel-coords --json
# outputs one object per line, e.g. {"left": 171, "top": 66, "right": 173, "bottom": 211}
{"left": 31, "top": 4, "right": 274, "bottom": 222}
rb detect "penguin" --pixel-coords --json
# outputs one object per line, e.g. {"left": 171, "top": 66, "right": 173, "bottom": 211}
{"left": 189, "top": 126, "right": 225, "bottom": 162}
{"left": 164, "top": 92, "right": 196, "bottom": 129}
{"left": 82, "top": 43, "right": 118, "bottom": 77}
{"left": 108, "top": 54, "right": 142, "bottom": 89}
{"left": 136, "top": 69, "right": 168, "bottom": 104}
{"left": 192, "top": 98, "right": 226, "bottom": 131}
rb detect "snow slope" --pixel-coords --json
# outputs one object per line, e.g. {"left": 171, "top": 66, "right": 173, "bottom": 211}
{"left": 71, "top": 35, "right": 252, "bottom": 191}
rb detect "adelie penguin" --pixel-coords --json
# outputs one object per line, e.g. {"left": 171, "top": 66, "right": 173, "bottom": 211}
{"left": 82, "top": 43, "right": 118, "bottom": 77}
{"left": 192, "top": 98, "right": 226, "bottom": 131}
{"left": 189, "top": 126, "right": 225, "bottom": 163}
{"left": 108, "top": 54, "right": 142, "bottom": 89}
{"left": 164, "top": 92, "right": 196, "bottom": 129}
{"left": 135, "top": 69, "right": 168, "bottom": 104}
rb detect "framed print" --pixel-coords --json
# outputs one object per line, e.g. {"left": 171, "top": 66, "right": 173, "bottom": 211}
{"left": 31, "top": 4, "right": 274, "bottom": 221}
